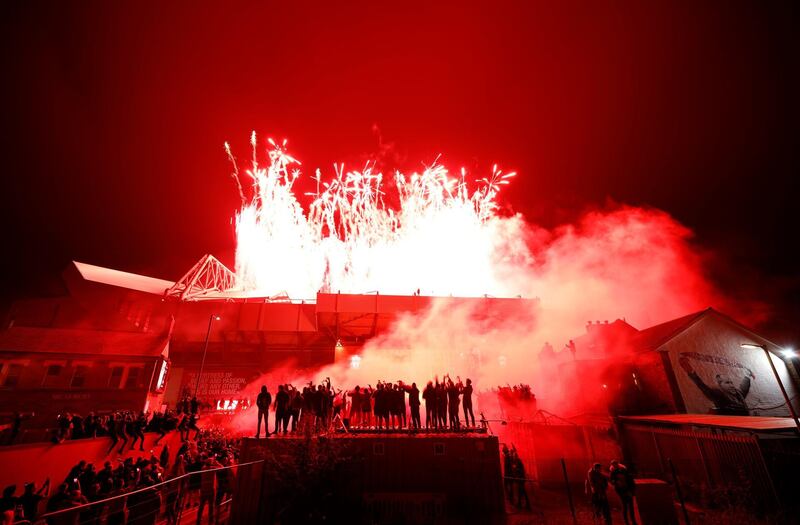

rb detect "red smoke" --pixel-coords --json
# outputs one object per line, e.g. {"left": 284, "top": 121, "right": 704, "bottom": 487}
{"left": 231, "top": 203, "right": 735, "bottom": 427}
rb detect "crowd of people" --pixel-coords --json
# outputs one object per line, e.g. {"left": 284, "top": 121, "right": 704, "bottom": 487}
{"left": 495, "top": 384, "right": 535, "bottom": 402}
{"left": 51, "top": 397, "right": 203, "bottom": 454}
{"left": 254, "top": 374, "right": 477, "bottom": 436}
{"left": 1, "top": 427, "right": 240, "bottom": 525}
{"left": 501, "top": 444, "right": 531, "bottom": 511}
{"left": 585, "top": 460, "right": 637, "bottom": 525}
{"left": 498, "top": 452, "right": 638, "bottom": 522}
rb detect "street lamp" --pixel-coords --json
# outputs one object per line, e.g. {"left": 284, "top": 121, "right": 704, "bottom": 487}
{"left": 194, "top": 314, "right": 221, "bottom": 398}
{"left": 741, "top": 343, "right": 800, "bottom": 431}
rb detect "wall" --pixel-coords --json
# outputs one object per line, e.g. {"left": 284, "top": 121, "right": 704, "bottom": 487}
{"left": 233, "top": 434, "right": 504, "bottom": 524}
{"left": 662, "top": 315, "right": 799, "bottom": 417}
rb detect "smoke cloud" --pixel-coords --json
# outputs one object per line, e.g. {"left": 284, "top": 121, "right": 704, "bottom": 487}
{"left": 232, "top": 203, "right": 733, "bottom": 426}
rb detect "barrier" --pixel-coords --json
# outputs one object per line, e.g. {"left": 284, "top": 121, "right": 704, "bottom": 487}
{"left": 26, "top": 460, "right": 263, "bottom": 525}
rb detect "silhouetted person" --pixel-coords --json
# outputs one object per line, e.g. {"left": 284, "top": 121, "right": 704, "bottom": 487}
{"left": 54, "top": 413, "right": 72, "bottom": 443}
{"left": 436, "top": 380, "right": 447, "bottom": 429}
{"left": 130, "top": 412, "right": 147, "bottom": 451}
{"left": 70, "top": 414, "right": 84, "bottom": 440}
{"left": 395, "top": 383, "right": 408, "bottom": 428}
{"left": 83, "top": 413, "right": 98, "bottom": 439}
{"left": 609, "top": 460, "right": 636, "bottom": 525}
{"left": 0, "top": 485, "right": 18, "bottom": 525}
{"left": 446, "top": 377, "right": 461, "bottom": 430}
{"left": 107, "top": 414, "right": 121, "bottom": 454}
{"left": 216, "top": 455, "right": 234, "bottom": 509}
{"left": 9, "top": 412, "right": 24, "bottom": 444}
{"left": 348, "top": 387, "right": 362, "bottom": 427}
{"left": 106, "top": 478, "right": 127, "bottom": 525}
{"left": 586, "top": 463, "right": 611, "bottom": 525}
{"left": 567, "top": 339, "right": 577, "bottom": 360}
{"left": 361, "top": 386, "right": 373, "bottom": 428}
{"left": 20, "top": 479, "right": 49, "bottom": 522}
{"left": 188, "top": 412, "right": 201, "bottom": 440}
{"left": 423, "top": 382, "right": 436, "bottom": 429}
{"left": 197, "top": 456, "right": 220, "bottom": 525}
{"left": 290, "top": 386, "right": 303, "bottom": 431}
{"left": 512, "top": 454, "right": 531, "bottom": 510}
{"left": 387, "top": 383, "right": 399, "bottom": 429}
{"left": 128, "top": 479, "right": 160, "bottom": 525}
{"left": 190, "top": 397, "right": 199, "bottom": 415}
{"left": 256, "top": 385, "right": 272, "bottom": 438}
{"left": 407, "top": 382, "right": 421, "bottom": 429}
{"left": 115, "top": 413, "right": 128, "bottom": 453}
{"left": 502, "top": 445, "right": 515, "bottom": 504}
{"left": 462, "top": 378, "right": 475, "bottom": 427}
{"left": 178, "top": 414, "right": 190, "bottom": 442}
{"left": 373, "top": 383, "right": 386, "bottom": 430}
{"left": 160, "top": 444, "right": 170, "bottom": 470}
{"left": 274, "top": 385, "right": 289, "bottom": 434}
{"left": 679, "top": 357, "right": 753, "bottom": 415}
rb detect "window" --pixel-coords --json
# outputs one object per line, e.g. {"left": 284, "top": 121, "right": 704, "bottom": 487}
{"left": 42, "top": 364, "right": 63, "bottom": 387}
{"left": 71, "top": 365, "right": 89, "bottom": 388}
{"left": 433, "top": 443, "right": 446, "bottom": 456}
{"left": 3, "top": 364, "right": 23, "bottom": 387}
{"left": 124, "top": 367, "right": 142, "bottom": 389}
{"left": 109, "top": 366, "right": 124, "bottom": 388}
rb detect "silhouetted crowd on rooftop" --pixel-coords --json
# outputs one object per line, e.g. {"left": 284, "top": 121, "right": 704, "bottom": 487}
{"left": 254, "top": 374, "right": 477, "bottom": 436}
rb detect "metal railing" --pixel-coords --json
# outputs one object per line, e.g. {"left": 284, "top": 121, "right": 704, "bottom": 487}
{"left": 24, "top": 460, "right": 264, "bottom": 525}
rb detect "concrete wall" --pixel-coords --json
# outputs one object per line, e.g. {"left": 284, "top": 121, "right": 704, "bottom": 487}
{"left": 232, "top": 434, "right": 504, "bottom": 524}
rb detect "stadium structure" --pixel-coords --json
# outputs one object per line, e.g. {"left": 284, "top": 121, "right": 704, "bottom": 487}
{"left": 0, "top": 255, "right": 533, "bottom": 436}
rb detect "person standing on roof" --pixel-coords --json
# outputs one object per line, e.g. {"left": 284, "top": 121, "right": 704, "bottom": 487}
{"left": 255, "top": 385, "right": 271, "bottom": 438}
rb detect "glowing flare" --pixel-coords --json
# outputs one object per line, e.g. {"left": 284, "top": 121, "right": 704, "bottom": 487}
{"left": 229, "top": 133, "right": 527, "bottom": 298}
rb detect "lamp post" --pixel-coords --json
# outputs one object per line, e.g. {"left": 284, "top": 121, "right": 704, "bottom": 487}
{"left": 194, "top": 314, "right": 221, "bottom": 399}
{"left": 741, "top": 343, "right": 800, "bottom": 431}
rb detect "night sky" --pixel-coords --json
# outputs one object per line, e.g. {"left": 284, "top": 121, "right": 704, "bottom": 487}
{"left": 1, "top": 2, "right": 797, "bottom": 340}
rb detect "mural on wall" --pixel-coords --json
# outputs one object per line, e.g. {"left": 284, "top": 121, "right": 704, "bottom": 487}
{"left": 678, "top": 353, "right": 754, "bottom": 415}
{"left": 672, "top": 341, "right": 795, "bottom": 417}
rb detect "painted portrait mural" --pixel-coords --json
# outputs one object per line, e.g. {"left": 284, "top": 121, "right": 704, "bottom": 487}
{"left": 663, "top": 314, "right": 797, "bottom": 417}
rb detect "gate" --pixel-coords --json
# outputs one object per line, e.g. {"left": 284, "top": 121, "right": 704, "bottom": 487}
{"left": 620, "top": 423, "right": 778, "bottom": 510}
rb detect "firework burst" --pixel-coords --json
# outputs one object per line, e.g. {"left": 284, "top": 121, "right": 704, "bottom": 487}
{"left": 227, "top": 133, "right": 527, "bottom": 299}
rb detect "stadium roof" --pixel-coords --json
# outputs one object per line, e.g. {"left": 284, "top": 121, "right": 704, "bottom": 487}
{"left": 68, "top": 259, "right": 532, "bottom": 303}
{"left": 73, "top": 261, "right": 175, "bottom": 295}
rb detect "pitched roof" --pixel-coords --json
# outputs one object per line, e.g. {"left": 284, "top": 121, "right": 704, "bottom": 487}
{"left": 629, "top": 308, "right": 711, "bottom": 351}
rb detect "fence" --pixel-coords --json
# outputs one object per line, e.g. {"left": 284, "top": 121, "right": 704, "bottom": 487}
{"left": 620, "top": 423, "right": 779, "bottom": 511}
{"left": 20, "top": 460, "right": 264, "bottom": 525}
